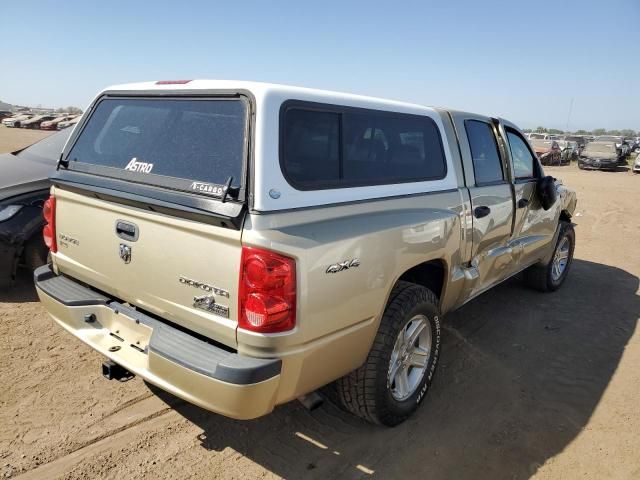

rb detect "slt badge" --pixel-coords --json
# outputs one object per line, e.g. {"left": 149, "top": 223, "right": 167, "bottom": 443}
{"left": 193, "top": 294, "right": 229, "bottom": 318}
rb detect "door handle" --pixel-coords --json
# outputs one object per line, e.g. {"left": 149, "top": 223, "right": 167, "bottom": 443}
{"left": 115, "top": 220, "right": 139, "bottom": 241}
{"left": 473, "top": 206, "right": 491, "bottom": 218}
{"left": 517, "top": 198, "right": 529, "bottom": 208}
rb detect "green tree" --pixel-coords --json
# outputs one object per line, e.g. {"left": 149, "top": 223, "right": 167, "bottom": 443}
{"left": 620, "top": 129, "right": 636, "bottom": 137}
{"left": 535, "top": 126, "right": 547, "bottom": 133}
{"left": 548, "top": 128, "right": 564, "bottom": 134}
{"left": 593, "top": 128, "right": 606, "bottom": 136}
{"left": 607, "top": 129, "right": 622, "bottom": 135}
{"left": 575, "top": 129, "right": 590, "bottom": 135}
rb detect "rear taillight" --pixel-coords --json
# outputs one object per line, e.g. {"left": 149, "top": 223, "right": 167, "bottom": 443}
{"left": 238, "top": 246, "right": 296, "bottom": 333}
{"left": 42, "top": 196, "right": 56, "bottom": 253}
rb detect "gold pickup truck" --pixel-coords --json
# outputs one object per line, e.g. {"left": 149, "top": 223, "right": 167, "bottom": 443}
{"left": 35, "top": 80, "right": 577, "bottom": 426}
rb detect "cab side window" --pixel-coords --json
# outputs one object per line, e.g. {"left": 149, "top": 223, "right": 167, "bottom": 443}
{"left": 465, "top": 120, "right": 504, "bottom": 185}
{"left": 506, "top": 130, "right": 536, "bottom": 179}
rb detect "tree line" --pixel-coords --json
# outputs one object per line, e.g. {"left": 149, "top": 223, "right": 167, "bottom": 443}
{"left": 54, "top": 106, "right": 83, "bottom": 115}
{"left": 523, "top": 127, "right": 638, "bottom": 137}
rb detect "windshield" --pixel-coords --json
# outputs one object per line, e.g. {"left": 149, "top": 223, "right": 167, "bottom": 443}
{"left": 65, "top": 97, "right": 248, "bottom": 196}
{"left": 585, "top": 143, "right": 616, "bottom": 154}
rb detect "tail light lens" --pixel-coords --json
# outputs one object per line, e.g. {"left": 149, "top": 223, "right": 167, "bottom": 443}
{"left": 42, "top": 196, "right": 57, "bottom": 253}
{"left": 239, "top": 246, "right": 296, "bottom": 333}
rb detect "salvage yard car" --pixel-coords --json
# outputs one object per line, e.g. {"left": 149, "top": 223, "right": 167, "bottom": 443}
{"left": 56, "top": 115, "right": 80, "bottom": 130}
{"left": 557, "top": 139, "right": 579, "bottom": 163}
{"left": 564, "top": 135, "right": 587, "bottom": 152}
{"left": 40, "top": 115, "right": 75, "bottom": 130}
{"left": 578, "top": 141, "right": 619, "bottom": 170}
{"left": 595, "top": 135, "right": 625, "bottom": 159}
{"left": 2, "top": 113, "right": 33, "bottom": 128}
{"left": 35, "top": 81, "right": 577, "bottom": 426}
{"left": 529, "top": 138, "right": 563, "bottom": 165}
{"left": 0, "top": 130, "right": 70, "bottom": 288}
{"left": 21, "top": 114, "right": 56, "bottom": 129}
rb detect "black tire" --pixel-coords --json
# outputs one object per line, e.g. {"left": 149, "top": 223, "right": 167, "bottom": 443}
{"left": 333, "top": 281, "right": 441, "bottom": 426}
{"left": 524, "top": 222, "right": 575, "bottom": 292}
{"left": 23, "top": 235, "right": 48, "bottom": 270}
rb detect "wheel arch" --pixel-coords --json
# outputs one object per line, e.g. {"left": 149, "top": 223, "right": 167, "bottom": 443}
{"left": 392, "top": 258, "right": 447, "bottom": 305}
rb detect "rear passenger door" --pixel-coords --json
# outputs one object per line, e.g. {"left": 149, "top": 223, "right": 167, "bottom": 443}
{"left": 453, "top": 114, "right": 514, "bottom": 296}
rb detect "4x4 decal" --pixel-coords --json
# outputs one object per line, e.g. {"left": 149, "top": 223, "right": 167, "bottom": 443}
{"left": 326, "top": 258, "right": 360, "bottom": 274}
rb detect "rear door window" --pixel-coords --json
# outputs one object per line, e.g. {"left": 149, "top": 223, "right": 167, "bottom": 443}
{"left": 66, "top": 97, "right": 248, "bottom": 196}
{"left": 464, "top": 120, "right": 504, "bottom": 185}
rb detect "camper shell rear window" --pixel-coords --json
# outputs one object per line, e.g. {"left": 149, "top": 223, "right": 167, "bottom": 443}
{"left": 64, "top": 96, "right": 249, "bottom": 199}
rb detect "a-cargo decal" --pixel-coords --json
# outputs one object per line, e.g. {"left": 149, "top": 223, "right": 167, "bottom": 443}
{"left": 190, "top": 181, "right": 225, "bottom": 196}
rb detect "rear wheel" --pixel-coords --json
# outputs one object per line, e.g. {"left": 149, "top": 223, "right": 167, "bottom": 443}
{"left": 333, "top": 281, "right": 441, "bottom": 426}
{"left": 524, "top": 222, "right": 575, "bottom": 292}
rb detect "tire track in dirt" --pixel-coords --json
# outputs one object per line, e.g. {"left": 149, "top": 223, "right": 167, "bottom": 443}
{"left": 15, "top": 396, "right": 181, "bottom": 480}
{"left": 83, "top": 392, "right": 154, "bottom": 429}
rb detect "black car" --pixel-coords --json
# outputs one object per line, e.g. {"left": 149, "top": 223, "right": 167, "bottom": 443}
{"left": 0, "top": 130, "right": 70, "bottom": 288}
{"left": 578, "top": 141, "right": 619, "bottom": 171}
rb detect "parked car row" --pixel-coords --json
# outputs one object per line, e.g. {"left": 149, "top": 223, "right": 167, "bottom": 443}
{"left": 525, "top": 132, "right": 639, "bottom": 171}
{"left": 1, "top": 112, "right": 81, "bottom": 130}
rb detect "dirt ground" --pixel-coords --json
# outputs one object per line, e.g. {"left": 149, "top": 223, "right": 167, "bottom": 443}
{"left": 1, "top": 125, "right": 639, "bottom": 479}
{"left": 0, "top": 125, "right": 52, "bottom": 152}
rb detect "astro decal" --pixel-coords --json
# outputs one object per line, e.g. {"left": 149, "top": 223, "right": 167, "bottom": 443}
{"left": 191, "top": 182, "right": 224, "bottom": 196}
{"left": 124, "top": 157, "right": 154, "bottom": 173}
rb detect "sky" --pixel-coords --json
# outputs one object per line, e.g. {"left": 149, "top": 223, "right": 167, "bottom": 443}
{"left": 2, "top": 0, "right": 639, "bottom": 131}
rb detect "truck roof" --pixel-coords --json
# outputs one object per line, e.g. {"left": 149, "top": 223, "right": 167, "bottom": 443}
{"left": 101, "top": 80, "right": 508, "bottom": 130}
{"left": 102, "top": 79, "right": 447, "bottom": 116}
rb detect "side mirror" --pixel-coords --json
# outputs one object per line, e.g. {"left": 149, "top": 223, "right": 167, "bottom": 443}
{"left": 537, "top": 175, "right": 557, "bottom": 210}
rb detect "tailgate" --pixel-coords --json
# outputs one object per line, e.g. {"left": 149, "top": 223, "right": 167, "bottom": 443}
{"left": 52, "top": 187, "right": 241, "bottom": 348}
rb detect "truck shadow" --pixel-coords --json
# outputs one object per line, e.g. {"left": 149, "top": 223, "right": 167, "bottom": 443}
{"left": 153, "top": 259, "right": 638, "bottom": 479}
{"left": 0, "top": 270, "right": 39, "bottom": 302}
